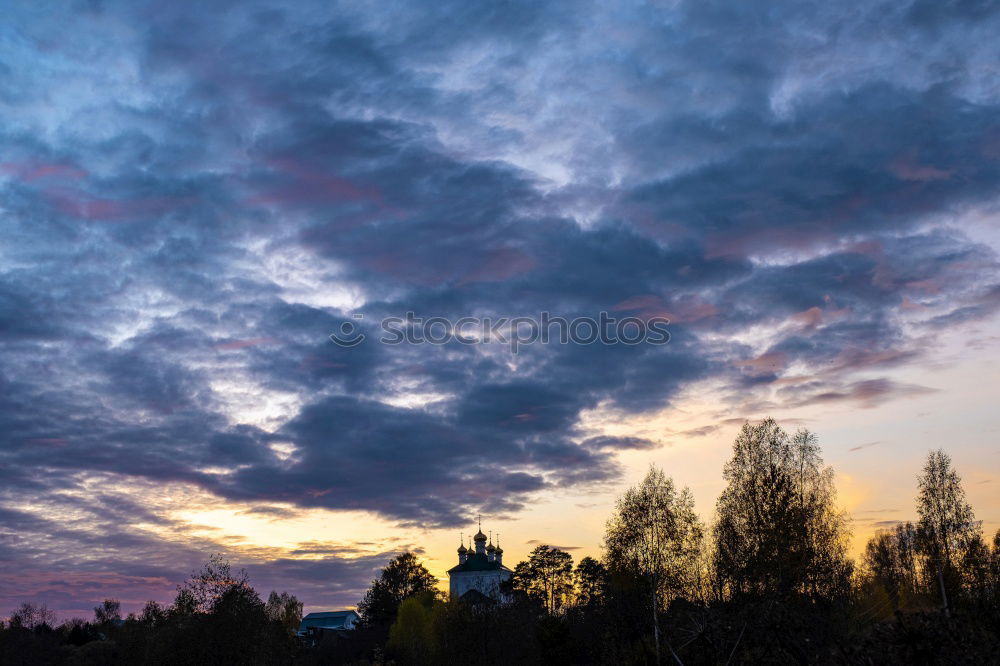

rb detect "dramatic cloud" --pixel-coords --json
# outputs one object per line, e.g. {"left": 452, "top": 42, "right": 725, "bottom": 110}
{"left": 2, "top": 0, "right": 999, "bottom": 616}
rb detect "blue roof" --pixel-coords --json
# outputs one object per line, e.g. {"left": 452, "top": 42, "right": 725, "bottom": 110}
{"left": 299, "top": 610, "right": 358, "bottom": 632}
{"left": 303, "top": 611, "right": 357, "bottom": 619}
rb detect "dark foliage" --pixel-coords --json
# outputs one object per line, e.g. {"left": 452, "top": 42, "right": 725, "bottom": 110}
{"left": 357, "top": 552, "right": 438, "bottom": 628}
{"left": 3, "top": 424, "right": 998, "bottom": 665}
{"left": 1, "top": 557, "right": 300, "bottom": 666}
{"left": 511, "top": 545, "right": 575, "bottom": 614}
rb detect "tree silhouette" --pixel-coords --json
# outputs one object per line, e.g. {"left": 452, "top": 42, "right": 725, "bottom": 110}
{"left": 713, "top": 420, "right": 851, "bottom": 601}
{"left": 7, "top": 602, "right": 56, "bottom": 630}
{"left": 604, "top": 465, "right": 703, "bottom": 663}
{"left": 863, "top": 522, "right": 919, "bottom": 610}
{"left": 574, "top": 556, "right": 608, "bottom": 607}
{"left": 358, "top": 552, "right": 437, "bottom": 627}
{"left": 791, "top": 428, "right": 854, "bottom": 599}
{"left": 176, "top": 553, "right": 254, "bottom": 614}
{"left": 511, "top": 545, "right": 575, "bottom": 614}
{"left": 93, "top": 598, "right": 121, "bottom": 626}
{"left": 916, "top": 449, "right": 980, "bottom": 613}
{"left": 138, "top": 599, "right": 167, "bottom": 627}
{"left": 990, "top": 529, "right": 1000, "bottom": 605}
{"left": 265, "top": 591, "right": 303, "bottom": 635}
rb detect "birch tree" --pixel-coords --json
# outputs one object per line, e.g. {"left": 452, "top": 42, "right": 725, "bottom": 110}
{"left": 916, "top": 449, "right": 979, "bottom": 613}
{"left": 604, "top": 465, "right": 703, "bottom": 663}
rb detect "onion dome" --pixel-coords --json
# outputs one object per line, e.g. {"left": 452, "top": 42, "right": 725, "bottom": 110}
{"left": 473, "top": 530, "right": 487, "bottom": 542}
{"left": 457, "top": 543, "right": 467, "bottom": 553}
{"left": 486, "top": 542, "right": 496, "bottom": 552}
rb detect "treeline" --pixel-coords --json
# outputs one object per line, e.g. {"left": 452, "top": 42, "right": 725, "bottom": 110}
{"left": 0, "top": 555, "right": 303, "bottom": 665}
{"left": 3, "top": 419, "right": 999, "bottom": 664}
{"left": 346, "top": 420, "right": 999, "bottom": 664}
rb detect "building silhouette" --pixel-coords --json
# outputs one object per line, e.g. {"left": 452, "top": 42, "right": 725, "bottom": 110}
{"left": 447, "top": 524, "right": 512, "bottom": 602}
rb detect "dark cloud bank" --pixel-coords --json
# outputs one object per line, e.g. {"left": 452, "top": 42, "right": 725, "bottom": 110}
{"left": 2, "top": 0, "right": 1000, "bottom": 612}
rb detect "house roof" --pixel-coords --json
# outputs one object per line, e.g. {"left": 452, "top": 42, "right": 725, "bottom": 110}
{"left": 303, "top": 611, "right": 358, "bottom": 619}
{"left": 447, "top": 552, "right": 513, "bottom": 574}
{"left": 299, "top": 610, "right": 358, "bottom": 631}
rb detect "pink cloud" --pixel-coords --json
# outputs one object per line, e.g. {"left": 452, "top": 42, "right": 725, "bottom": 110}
{"left": 215, "top": 337, "right": 279, "bottom": 350}
{"left": 612, "top": 293, "right": 716, "bottom": 323}
{"left": 793, "top": 378, "right": 935, "bottom": 409}
{"left": 458, "top": 248, "right": 537, "bottom": 285}
{"left": 297, "top": 353, "right": 348, "bottom": 372}
{"left": 705, "top": 225, "right": 837, "bottom": 260}
{"left": 249, "top": 158, "right": 391, "bottom": 212}
{"left": 0, "top": 570, "right": 176, "bottom": 621}
{"left": 23, "top": 438, "right": 69, "bottom": 447}
{"left": 826, "top": 347, "right": 917, "bottom": 374}
{"left": 791, "top": 306, "right": 824, "bottom": 329}
{"left": 734, "top": 350, "right": 787, "bottom": 377}
{"left": 900, "top": 296, "right": 927, "bottom": 310}
{"left": 0, "top": 162, "right": 86, "bottom": 182}
{"left": 789, "top": 302, "right": 849, "bottom": 330}
{"left": 905, "top": 279, "right": 940, "bottom": 295}
{"left": 661, "top": 295, "right": 718, "bottom": 323}
{"left": 889, "top": 151, "right": 953, "bottom": 182}
{"left": 48, "top": 192, "right": 190, "bottom": 221}
{"left": 612, "top": 294, "right": 662, "bottom": 312}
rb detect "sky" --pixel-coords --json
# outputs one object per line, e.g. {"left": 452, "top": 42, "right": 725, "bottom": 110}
{"left": 1, "top": 0, "right": 999, "bottom": 620}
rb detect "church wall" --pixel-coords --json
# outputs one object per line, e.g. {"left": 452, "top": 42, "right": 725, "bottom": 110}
{"left": 448, "top": 569, "right": 512, "bottom": 600}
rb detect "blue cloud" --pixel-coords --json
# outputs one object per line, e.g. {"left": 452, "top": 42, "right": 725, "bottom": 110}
{"left": 2, "top": 0, "right": 1000, "bottom": 615}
